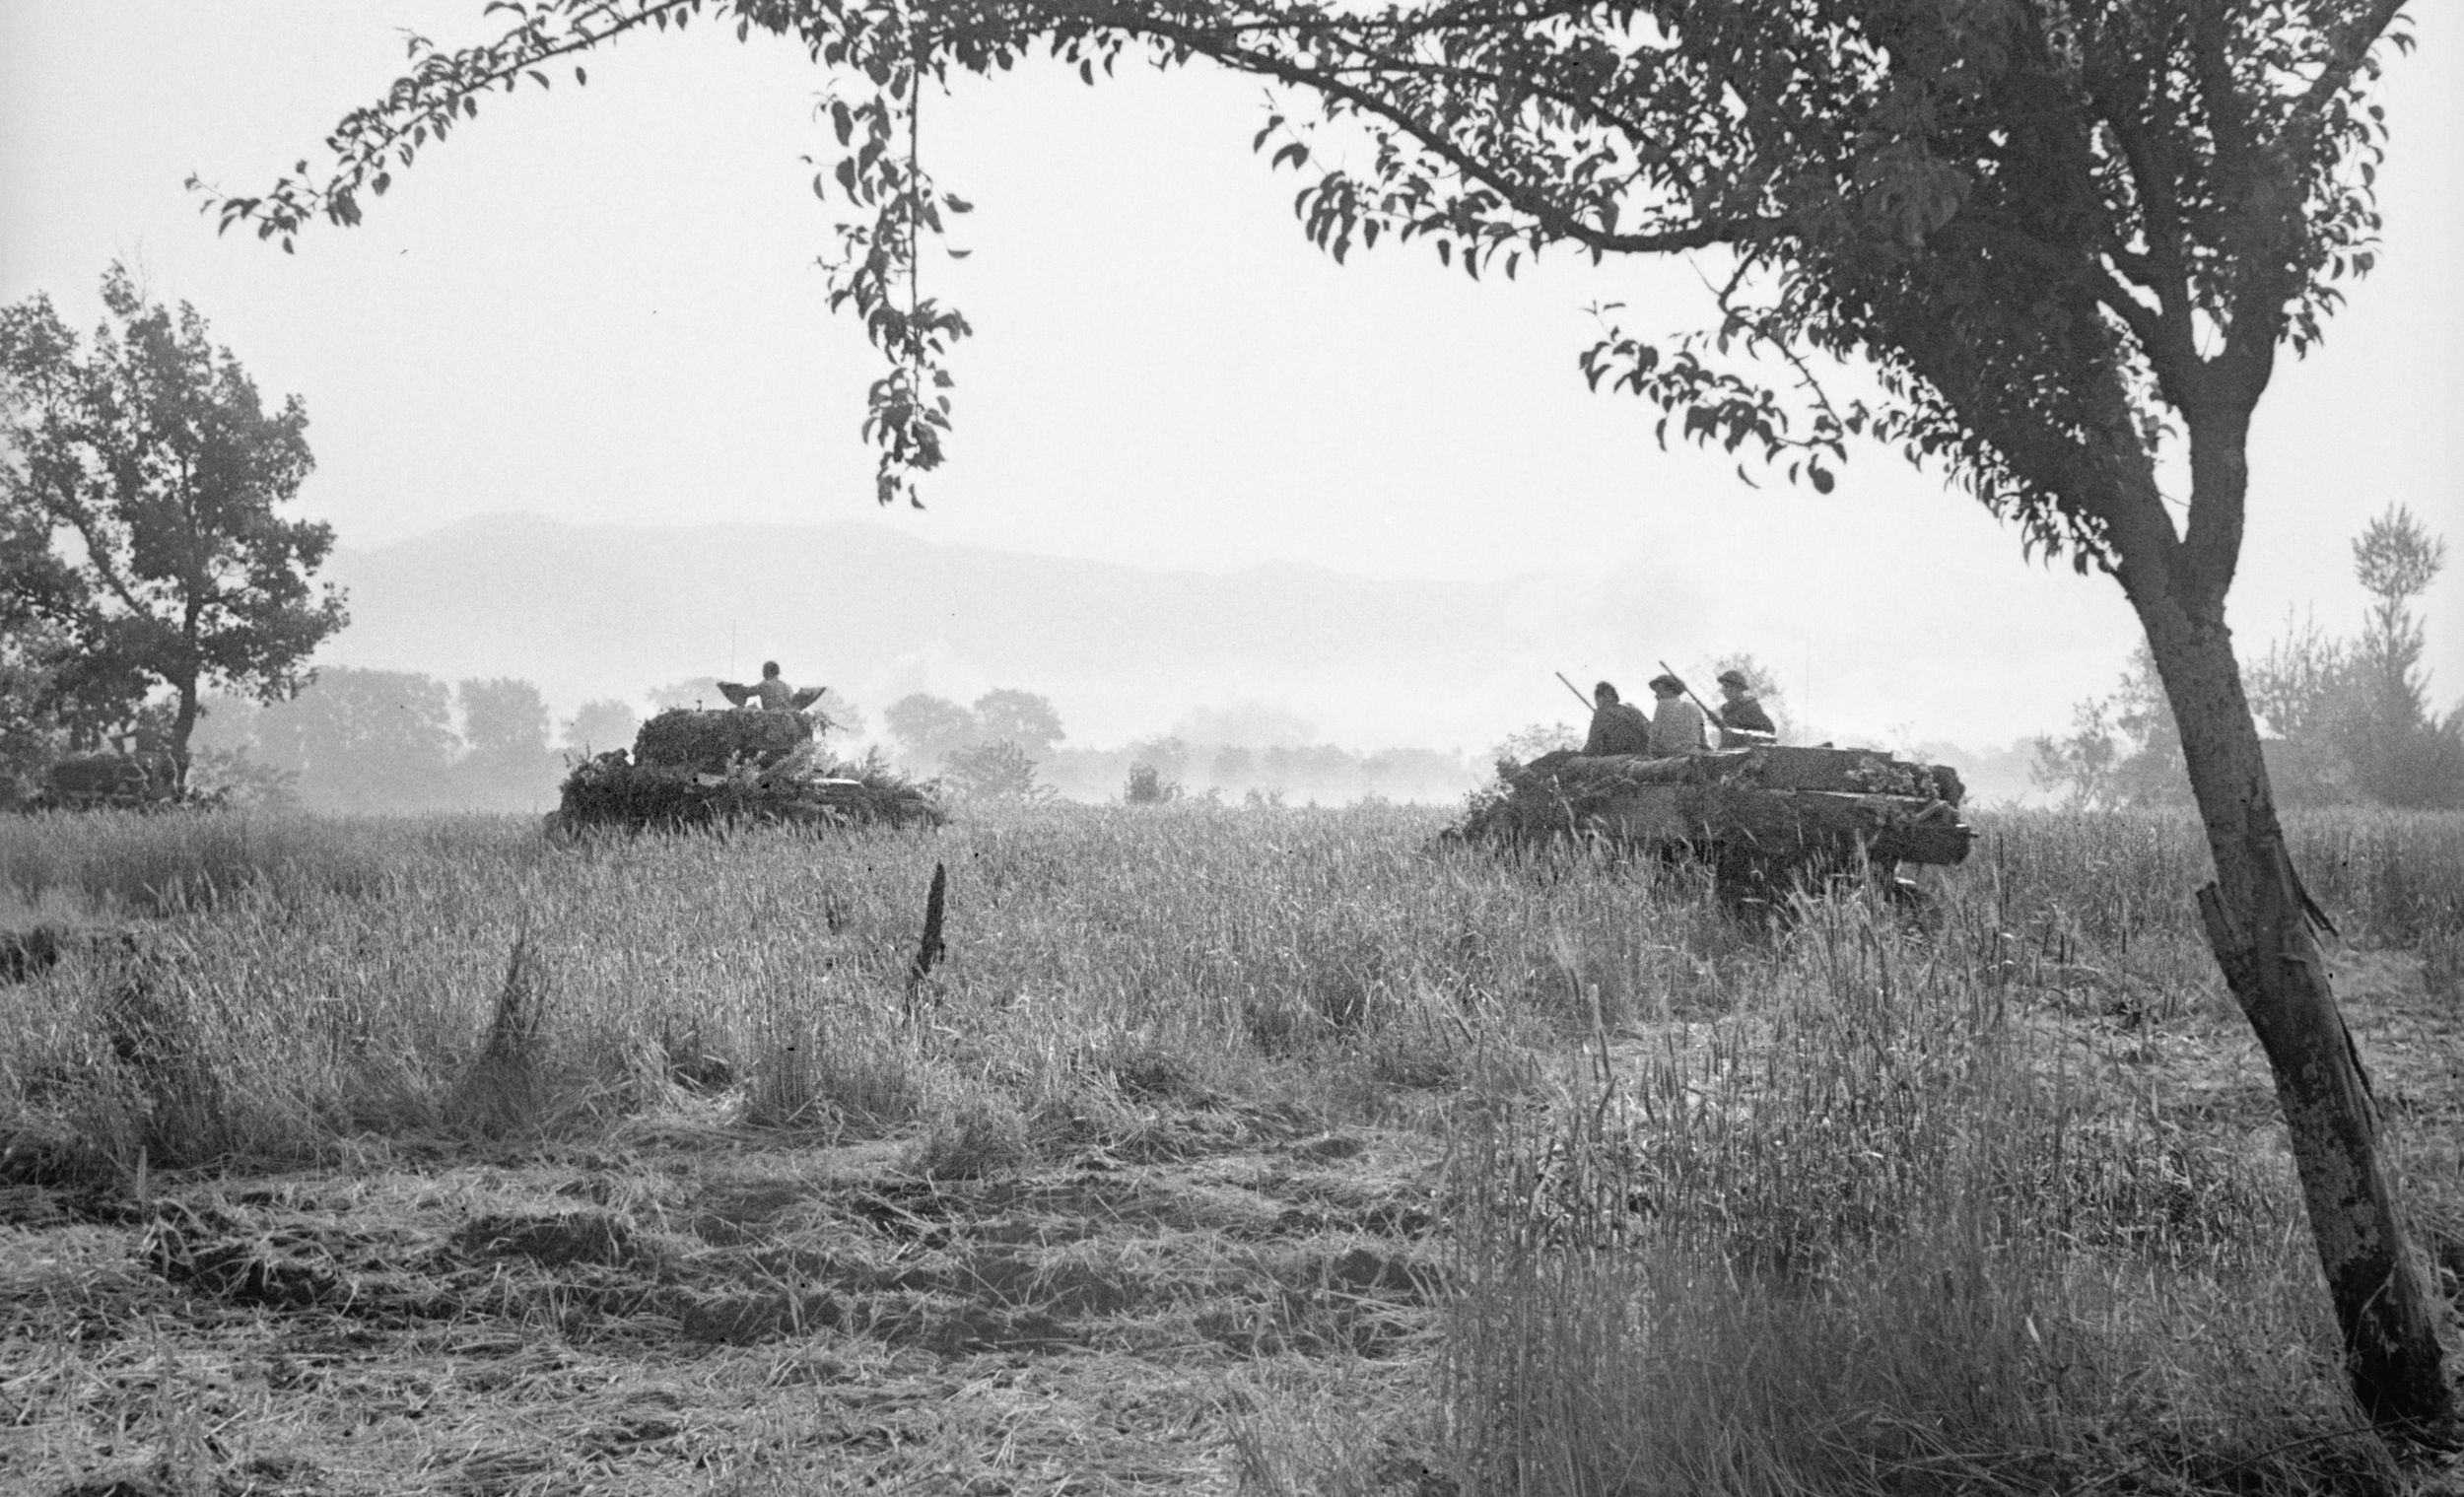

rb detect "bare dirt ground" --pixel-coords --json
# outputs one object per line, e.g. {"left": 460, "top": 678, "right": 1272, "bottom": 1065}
{"left": 4, "top": 945, "right": 2457, "bottom": 1497}
{"left": 2, "top": 1090, "right": 1449, "bottom": 1496}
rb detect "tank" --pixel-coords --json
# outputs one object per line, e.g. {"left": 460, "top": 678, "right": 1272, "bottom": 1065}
{"left": 550, "top": 707, "right": 944, "bottom": 833}
{"left": 1453, "top": 743, "right": 1974, "bottom": 906}
{"left": 31, "top": 751, "right": 181, "bottom": 812}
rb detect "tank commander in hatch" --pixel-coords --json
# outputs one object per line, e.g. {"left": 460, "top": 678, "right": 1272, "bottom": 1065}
{"left": 1584, "top": 681, "right": 1654, "bottom": 757}
{"left": 1715, "top": 669, "right": 1779, "bottom": 745}
{"left": 1648, "top": 674, "right": 1710, "bottom": 755}
{"left": 719, "top": 661, "right": 827, "bottom": 713}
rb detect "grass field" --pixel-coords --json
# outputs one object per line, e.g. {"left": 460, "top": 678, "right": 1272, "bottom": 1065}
{"left": 2, "top": 801, "right": 2460, "bottom": 1495}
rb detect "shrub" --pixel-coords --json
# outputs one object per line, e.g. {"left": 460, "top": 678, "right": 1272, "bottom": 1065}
{"left": 1124, "top": 762, "right": 1182, "bottom": 804}
{"left": 943, "top": 740, "right": 1050, "bottom": 801}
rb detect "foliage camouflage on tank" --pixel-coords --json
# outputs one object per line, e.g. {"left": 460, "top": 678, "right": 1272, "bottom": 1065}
{"left": 552, "top": 709, "right": 943, "bottom": 833}
{"left": 24, "top": 751, "right": 185, "bottom": 813}
{"left": 1456, "top": 743, "right": 1973, "bottom": 903}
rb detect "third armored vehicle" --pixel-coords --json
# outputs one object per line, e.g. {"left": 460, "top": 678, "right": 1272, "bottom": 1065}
{"left": 28, "top": 750, "right": 181, "bottom": 812}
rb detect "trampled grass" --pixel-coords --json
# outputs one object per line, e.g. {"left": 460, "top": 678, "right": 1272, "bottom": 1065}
{"left": 1, "top": 800, "right": 2459, "bottom": 1494}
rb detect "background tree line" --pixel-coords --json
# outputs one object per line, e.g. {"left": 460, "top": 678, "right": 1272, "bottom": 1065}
{"left": 878, "top": 688, "right": 1479, "bottom": 804}
{"left": 185, "top": 671, "right": 653, "bottom": 815}
{"left": 171, "top": 674, "right": 1483, "bottom": 814}
{"left": 2034, "top": 505, "right": 2462, "bottom": 811}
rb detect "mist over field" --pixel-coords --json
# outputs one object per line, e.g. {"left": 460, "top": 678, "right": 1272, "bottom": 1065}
{"left": 290, "top": 511, "right": 2051, "bottom": 808}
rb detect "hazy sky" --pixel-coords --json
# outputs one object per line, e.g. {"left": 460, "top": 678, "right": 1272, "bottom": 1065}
{"left": 3, "top": 1, "right": 2459, "bottom": 751}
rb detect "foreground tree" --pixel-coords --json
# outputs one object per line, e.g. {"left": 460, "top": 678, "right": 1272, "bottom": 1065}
{"left": 0, "top": 265, "right": 349, "bottom": 783}
{"left": 217, "top": 0, "right": 2451, "bottom": 1424}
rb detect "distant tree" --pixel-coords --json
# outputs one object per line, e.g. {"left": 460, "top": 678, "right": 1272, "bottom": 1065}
{"left": 2346, "top": 506, "right": 2462, "bottom": 807}
{"left": 2246, "top": 611, "right": 2365, "bottom": 805}
{"left": 227, "top": 0, "right": 2453, "bottom": 1420}
{"left": 2031, "top": 646, "right": 2190, "bottom": 811}
{"left": 2060, "top": 544, "right": 2464, "bottom": 815}
{"left": 1125, "top": 735, "right": 1190, "bottom": 788}
{"left": 458, "top": 678, "right": 551, "bottom": 760}
{"left": 2029, "top": 696, "right": 2121, "bottom": 811}
{"left": 806, "top": 688, "right": 866, "bottom": 741}
{"left": 943, "top": 738, "right": 1049, "bottom": 801}
{"left": 1261, "top": 743, "right": 1357, "bottom": 802}
{"left": 883, "top": 692, "right": 976, "bottom": 771}
{"left": 972, "top": 688, "right": 1064, "bottom": 760}
{"left": 0, "top": 264, "right": 347, "bottom": 784}
{"left": 1489, "top": 722, "right": 1579, "bottom": 773}
{"left": 254, "top": 666, "right": 456, "bottom": 814}
{"left": 455, "top": 676, "right": 560, "bottom": 809}
{"left": 2248, "top": 611, "right": 2359, "bottom": 749}
{"left": 561, "top": 698, "right": 642, "bottom": 758}
{"left": 1206, "top": 744, "right": 1256, "bottom": 790}
{"left": 2174, "top": 512, "right": 2458, "bottom": 810}
{"left": 179, "top": 692, "right": 298, "bottom": 811}
{"left": 186, "top": 692, "right": 263, "bottom": 758}
{"left": 186, "top": 745, "right": 301, "bottom": 812}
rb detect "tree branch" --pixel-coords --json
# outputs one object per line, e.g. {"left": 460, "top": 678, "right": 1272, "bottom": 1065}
{"left": 2099, "top": 108, "right": 2196, "bottom": 308}
{"left": 1123, "top": 11, "right": 1780, "bottom": 255}
{"left": 2286, "top": 0, "right": 2409, "bottom": 147}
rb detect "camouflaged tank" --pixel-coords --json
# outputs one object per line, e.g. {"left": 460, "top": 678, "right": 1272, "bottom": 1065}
{"left": 549, "top": 708, "right": 943, "bottom": 834}
{"left": 28, "top": 750, "right": 183, "bottom": 812}
{"left": 1455, "top": 743, "right": 1973, "bottom": 906}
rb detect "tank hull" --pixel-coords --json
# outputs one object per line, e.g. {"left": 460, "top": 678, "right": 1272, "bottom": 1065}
{"left": 1455, "top": 744, "right": 1975, "bottom": 900}
{"left": 29, "top": 753, "right": 179, "bottom": 812}
{"left": 1588, "top": 782, "right": 1974, "bottom": 866}
{"left": 551, "top": 710, "right": 945, "bottom": 832}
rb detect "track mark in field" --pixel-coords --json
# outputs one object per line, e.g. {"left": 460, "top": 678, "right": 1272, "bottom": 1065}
{"left": 7, "top": 1104, "right": 1444, "bottom": 1495}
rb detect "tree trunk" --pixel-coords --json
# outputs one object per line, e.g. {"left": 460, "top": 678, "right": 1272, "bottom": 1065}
{"left": 2133, "top": 588, "right": 2452, "bottom": 1427}
{"left": 169, "top": 680, "right": 198, "bottom": 792}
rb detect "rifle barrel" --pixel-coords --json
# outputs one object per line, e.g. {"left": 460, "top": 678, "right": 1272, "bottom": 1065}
{"left": 1658, "top": 660, "right": 1723, "bottom": 746}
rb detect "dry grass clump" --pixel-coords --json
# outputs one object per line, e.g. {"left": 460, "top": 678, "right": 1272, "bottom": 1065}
{"left": 1436, "top": 889, "right": 2398, "bottom": 1496}
{"left": 907, "top": 1093, "right": 1033, "bottom": 1179}
{"left": 0, "top": 806, "right": 395, "bottom": 916}
{"left": 445, "top": 931, "right": 552, "bottom": 1137}
{"left": 1968, "top": 805, "right": 2464, "bottom": 956}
